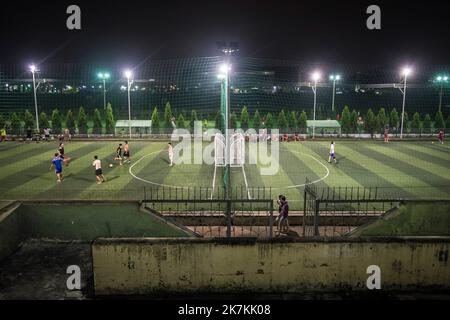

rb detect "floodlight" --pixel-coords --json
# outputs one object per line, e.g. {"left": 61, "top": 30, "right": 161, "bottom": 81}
{"left": 219, "top": 64, "right": 231, "bottom": 74}
{"left": 402, "top": 67, "right": 412, "bottom": 77}
{"left": 124, "top": 70, "right": 133, "bottom": 79}
{"left": 312, "top": 71, "right": 321, "bottom": 82}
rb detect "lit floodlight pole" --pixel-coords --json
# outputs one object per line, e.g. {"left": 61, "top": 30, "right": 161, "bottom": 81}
{"left": 311, "top": 72, "right": 321, "bottom": 139}
{"left": 399, "top": 67, "right": 412, "bottom": 139}
{"left": 98, "top": 72, "right": 110, "bottom": 110}
{"left": 436, "top": 76, "right": 448, "bottom": 113}
{"left": 124, "top": 70, "right": 133, "bottom": 138}
{"left": 29, "top": 65, "right": 41, "bottom": 132}
{"left": 218, "top": 63, "right": 231, "bottom": 170}
{"left": 329, "top": 74, "right": 340, "bottom": 113}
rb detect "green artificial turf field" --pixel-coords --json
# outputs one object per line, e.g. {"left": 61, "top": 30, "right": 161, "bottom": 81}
{"left": 0, "top": 140, "right": 449, "bottom": 210}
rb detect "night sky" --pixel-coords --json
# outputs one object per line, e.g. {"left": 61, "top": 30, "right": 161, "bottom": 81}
{"left": 1, "top": 0, "right": 450, "bottom": 68}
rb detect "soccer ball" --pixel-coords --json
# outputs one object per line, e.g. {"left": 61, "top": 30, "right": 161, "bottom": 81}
{"left": 109, "top": 164, "right": 113, "bottom": 168}
{"left": 432, "top": 142, "right": 434, "bottom": 144}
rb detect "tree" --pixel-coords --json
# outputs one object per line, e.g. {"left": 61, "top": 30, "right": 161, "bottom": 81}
{"left": 215, "top": 110, "right": 224, "bottom": 133}
{"left": 423, "top": 113, "right": 432, "bottom": 133}
{"left": 350, "top": 110, "right": 358, "bottom": 133}
{"left": 65, "top": 110, "right": 76, "bottom": 133}
{"left": 105, "top": 103, "right": 115, "bottom": 134}
{"left": 377, "top": 108, "right": 388, "bottom": 131}
{"left": 51, "top": 109, "right": 62, "bottom": 134}
{"left": 190, "top": 110, "right": 198, "bottom": 129}
{"left": 0, "top": 113, "right": 4, "bottom": 129}
{"left": 390, "top": 108, "right": 399, "bottom": 130}
{"left": 164, "top": 102, "right": 173, "bottom": 127}
{"left": 39, "top": 112, "right": 49, "bottom": 130}
{"left": 298, "top": 111, "right": 307, "bottom": 133}
{"left": 77, "top": 106, "right": 88, "bottom": 134}
{"left": 10, "top": 112, "right": 21, "bottom": 135}
{"left": 230, "top": 112, "right": 238, "bottom": 129}
{"left": 277, "top": 110, "right": 288, "bottom": 133}
{"left": 265, "top": 112, "right": 274, "bottom": 129}
{"left": 287, "top": 111, "right": 297, "bottom": 130}
{"left": 151, "top": 107, "right": 160, "bottom": 133}
{"left": 340, "top": 106, "right": 351, "bottom": 134}
{"left": 435, "top": 111, "right": 445, "bottom": 130}
{"left": 240, "top": 106, "right": 249, "bottom": 130}
{"left": 402, "top": 112, "right": 409, "bottom": 129}
{"left": 252, "top": 110, "right": 261, "bottom": 130}
{"left": 411, "top": 112, "right": 421, "bottom": 133}
{"left": 446, "top": 115, "right": 450, "bottom": 130}
{"left": 93, "top": 108, "right": 103, "bottom": 134}
{"left": 364, "top": 108, "right": 376, "bottom": 138}
{"left": 24, "top": 110, "right": 34, "bottom": 130}
{"left": 177, "top": 112, "right": 186, "bottom": 128}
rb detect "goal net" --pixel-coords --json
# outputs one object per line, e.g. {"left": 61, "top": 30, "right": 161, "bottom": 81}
{"left": 230, "top": 132, "right": 245, "bottom": 167}
{"left": 214, "top": 133, "right": 226, "bottom": 167}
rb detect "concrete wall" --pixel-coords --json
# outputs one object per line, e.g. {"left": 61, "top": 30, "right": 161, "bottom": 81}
{"left": 92, "top": 237, "right": 450, "bottom": 295}
{"left": 0, "top": 203, "right": 25, "bottom": 261}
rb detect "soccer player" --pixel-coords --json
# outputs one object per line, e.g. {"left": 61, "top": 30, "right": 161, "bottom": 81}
{"left": 50, "top": 153, "right": 64, "bottom": 183}
{"left": 43, "top": 128, "right": 51, "bottom": 142}
{"left": 123, "top": 141, "right": 131, "bottom": 163}
{"left": 0, "top": 127, "right": 6, "bottom": 142}
{"left": 58, "top": 142, "right": 71, "bottom": 166}
{"left": 328, "top": 141, "right": 337, "bottom": 163}
{"left": 114, "top": 143, "right": 123, "bottom": 165}
{"left": 438, "top": 129, "right": 445, "bottom": 144}
{"left": 384, "top": 127, "right": 389, "bottom": 143}
{"left": 93, "top": 155, "right": 107, "bottom": 184}
{"left": 168, "top": 142, "right": 174, "bottom": 166}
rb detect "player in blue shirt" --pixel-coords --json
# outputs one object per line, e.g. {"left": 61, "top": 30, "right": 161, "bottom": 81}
{"left": 50, "top": 153, "right": 64, "bottom": 182}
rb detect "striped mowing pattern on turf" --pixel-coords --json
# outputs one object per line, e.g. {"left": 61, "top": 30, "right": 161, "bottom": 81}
{"left": 0, "top": 140, "right": 449, "bottom": 206}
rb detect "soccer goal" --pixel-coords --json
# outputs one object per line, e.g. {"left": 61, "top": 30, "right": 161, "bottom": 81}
{"left": 230, "top": 132, "right": 245, "bottom": 167}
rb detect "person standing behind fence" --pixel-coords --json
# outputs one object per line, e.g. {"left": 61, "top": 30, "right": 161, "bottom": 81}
{"left": 279, "top": 196, "right": 289, "bottom": 232}
{"left": 275, "top": 194, "right": 283, "bottom": 232}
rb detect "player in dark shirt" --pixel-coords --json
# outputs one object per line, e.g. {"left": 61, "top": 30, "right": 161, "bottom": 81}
{"left": 58, "top": 142, "right": 71, "bottom": 166}
{"left": 114, "top": 143, "right": 123, "bottom": 165}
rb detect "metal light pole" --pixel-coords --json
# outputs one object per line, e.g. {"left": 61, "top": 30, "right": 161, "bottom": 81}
{"left": 399, "top": 67, "right": 412, "bottom": 139}
{"left": 30, "top": 65, "right": 40, "bottom": 132}
{"left": 311, "top": 72, "right": 321, "bottom": 139}
{"left": 124, "top": 70, "right": 133, "bottom": 139}
{"left": 330, "top": 74, "right": 340, "bottom": 113}
{"left": 436, "top": 76, "right": 448, "bottom": 113}
{"left": 98, "top": 73, "right": 110, "bottom": 110}
{"left": 218, "top": 64, "right": 231, "bottom": 190}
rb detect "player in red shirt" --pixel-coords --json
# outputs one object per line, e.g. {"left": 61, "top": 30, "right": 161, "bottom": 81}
{"left": 438, "top": 129, "right": 444, "bottom": 144}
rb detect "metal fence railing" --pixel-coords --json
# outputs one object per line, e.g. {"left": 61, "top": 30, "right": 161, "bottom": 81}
{"left": 302, "top": 178, "right": 450, "bottom": 237}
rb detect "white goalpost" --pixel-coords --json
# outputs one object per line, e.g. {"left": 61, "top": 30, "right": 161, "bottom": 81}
{"left": 211, "top": 133, "right": 226, "bottom": 199}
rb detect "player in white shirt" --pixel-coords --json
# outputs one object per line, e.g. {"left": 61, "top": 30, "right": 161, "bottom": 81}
{"left": 92, "top": 155, "right": 107, "bottom": 184}
{"left": 328, "top": 141, "right": 337, "bottom": 163}
{"left": 168, "top": 142, "right": 174, "bottom": 166}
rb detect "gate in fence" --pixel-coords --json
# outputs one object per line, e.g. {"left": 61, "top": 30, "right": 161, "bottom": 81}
{"left": 143, "top": 186, "right": 274, "bottom": 238}
{"left": 303, "top": 179, "right": 401, "bottom": 237}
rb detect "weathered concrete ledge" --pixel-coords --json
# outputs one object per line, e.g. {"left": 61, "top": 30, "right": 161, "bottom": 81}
{"left": 93, "top": 237, "right": 450, "bottom": 295}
